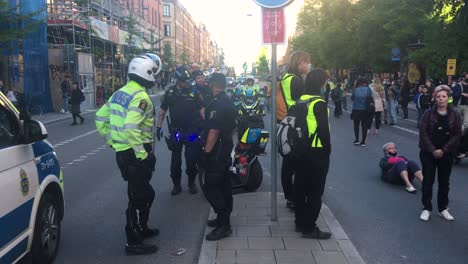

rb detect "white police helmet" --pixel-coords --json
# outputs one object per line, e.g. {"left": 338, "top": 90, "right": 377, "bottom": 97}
{"left": 145, "top": 53, "right": 162, "bottom": 76}
{"left": 127, "top": 54, "right": 160, "bottom": 84}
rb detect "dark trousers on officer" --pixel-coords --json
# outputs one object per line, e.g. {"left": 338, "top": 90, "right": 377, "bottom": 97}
{"left": 420, "top": 151, "right": 453, "bottom": 212}
{"left": 293, "top": 153, "right": 329, "bottom": 231}
{"left": 202, "top": 146, "right": 233, "bottom": 226}
{"left": 171, "top": 140, "right": 200, "bottom": 186}
{"left": 281, "top": 155, "right": 295, "bottom": 202}
{"left": 116, "top": 146, "right": 155, "bottom": 244}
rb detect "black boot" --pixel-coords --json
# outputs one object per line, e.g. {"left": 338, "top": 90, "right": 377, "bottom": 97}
{"left": 171, "top": 185, "right": 182, "bottom": 195}
{"left": 188, "top": 183, "right": 198, "bottom": 194}
{"left": 206, "top": 218, "right": 218, "bottom": 228}
{"left": 137, "top": 208, "right": 159, "bottom": 239}
{"left": 302, "top": 227, "right": 331, "bottom": 240}
{"left": 125, "top": 209, "right": 158, "bottom": 255}
{"left": 205, "top": 225, "right": 232, "bottom": 241}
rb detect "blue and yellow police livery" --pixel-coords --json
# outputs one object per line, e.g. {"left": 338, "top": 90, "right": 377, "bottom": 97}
{"left": 0, "top": 92, "right": 64, "bottom": 264}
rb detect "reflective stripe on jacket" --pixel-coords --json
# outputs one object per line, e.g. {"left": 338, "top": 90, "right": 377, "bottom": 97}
{"left": 95, "top": 81, "right": 154, "bottom": 159}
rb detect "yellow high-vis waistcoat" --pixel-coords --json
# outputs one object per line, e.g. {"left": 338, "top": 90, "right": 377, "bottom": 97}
{"left": 299, "top": 95, "right": 328, "bottom": 148}
{"left": 281, "top": 73, "right": 297, "bottom": 109}
{"left": 95, "top": 81, "right": 154, "bottom": 160}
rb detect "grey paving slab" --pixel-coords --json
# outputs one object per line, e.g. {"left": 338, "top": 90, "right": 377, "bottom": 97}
{"left": 312, "top": 251, "right": 349, "bottom": 264}
{"left": 217, "top": 237, "right": 248, "bottom": 250}
{"left": 274, "top": 249, "right": 317, "bottom": 264}
{"left": 216, "top": 249, "right": 236, "bottom": 264}
{"left": 237, "top": 225, "right": 271, "bottom": 237}
{"left": 319, "top": 239, "right": 341, "bottom": 251}
{"left": 283, "top": 237, "right": 322, "bottom": 250}
{"left": 248, "top": 237, "right": 285, "bottom": 249}
{"left": 197, "top": 193, "right": 366, "bottom": 264}
{"left": 236, "top": 249, "right": 276, "bottom": 264}
{"left": 269, "top": 226, "right": 302, "bottom": 238}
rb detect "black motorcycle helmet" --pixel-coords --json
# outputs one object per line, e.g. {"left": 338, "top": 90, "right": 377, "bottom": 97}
{"left": 192, "top": 70, "right": 204, "bottom": 78}
{"left": 247, "top": 78, "right": 254, "bottom": 85}
{"left": 175, "top": 66, "right": 192, "bottom": 82}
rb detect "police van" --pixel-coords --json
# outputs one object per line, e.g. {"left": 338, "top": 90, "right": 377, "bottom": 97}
{"left": 0, "top": 92, "right": 64, "bottom": 263}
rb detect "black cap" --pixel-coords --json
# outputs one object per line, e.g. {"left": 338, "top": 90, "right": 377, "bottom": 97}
{"left": 209, "top": 73, "right": 226, "bottom": 88}
{"left": 192, "top": 70, "right": 204, "bottom": 77}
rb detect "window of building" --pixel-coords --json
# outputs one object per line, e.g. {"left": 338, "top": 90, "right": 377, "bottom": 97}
{"left": 164, "top": 24, "right": 171, "bottom": 37}
{"left": 163, "top": 4, "right": 170, "bottom": 17}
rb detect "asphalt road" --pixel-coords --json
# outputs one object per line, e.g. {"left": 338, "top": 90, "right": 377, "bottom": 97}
{"left": 21, "top": 94, "right": 468, "bottom": 264}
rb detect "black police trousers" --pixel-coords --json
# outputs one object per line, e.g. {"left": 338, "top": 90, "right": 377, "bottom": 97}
{"left": 293, "top": 152, "right": 329, "bottom": 232}
{"left": 281, "top": 155, "right": 295, "bottom": 202}
{"left": 116, "top": 146, "right": 155, "bottom": 244}
{"left": 171, "top": 140, "right": 201, "bottom": 186}
{"left": 201, "top": 146, "right": 233, "bottom": 226}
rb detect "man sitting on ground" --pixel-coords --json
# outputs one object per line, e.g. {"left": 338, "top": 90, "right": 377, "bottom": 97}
{"left": 379, "top": 142, "right": 424, "bottom": 193}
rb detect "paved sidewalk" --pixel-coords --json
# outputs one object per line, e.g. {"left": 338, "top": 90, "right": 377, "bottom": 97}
{"left": 32, "top": 90, "right": 165, "bottom": 125}
{"left": 198, "top": 192, "right": 365, "bottom": 264}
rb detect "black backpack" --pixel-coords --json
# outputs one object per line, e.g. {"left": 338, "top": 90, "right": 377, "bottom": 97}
{"left": 277, "top": 97, "right": 318, "bottom": 157}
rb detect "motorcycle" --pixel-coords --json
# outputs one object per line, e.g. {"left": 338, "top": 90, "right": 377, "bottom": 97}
{"left": 197, "top": 89, "right": 269, "bottom": 192}
{"left": 231, "top": 90, "right": 268, "bottom": 192}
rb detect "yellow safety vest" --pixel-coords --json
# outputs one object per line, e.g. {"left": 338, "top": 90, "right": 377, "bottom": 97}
{"left": 299, "top": 95, "right": 328, "bottom": 148}
{"left": 242, "top": 84, "right": 260, "bottom": 96}
{"left": 95, "top": 81, "right": 154, "bottom": 160}
{"left": 281, "top": 73, "right": 297, "bottom": 109}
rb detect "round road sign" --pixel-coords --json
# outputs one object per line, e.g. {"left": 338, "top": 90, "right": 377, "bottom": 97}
{"left": 253, "top": 0, "right": 294, "bottom": 8}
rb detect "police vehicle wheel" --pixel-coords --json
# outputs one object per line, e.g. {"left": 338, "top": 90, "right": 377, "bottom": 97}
{"left": 31, "top": 193, "right": 61, "bottom": 264}
{"left": 245, "top": 159, "right": 263, "bottom": 192}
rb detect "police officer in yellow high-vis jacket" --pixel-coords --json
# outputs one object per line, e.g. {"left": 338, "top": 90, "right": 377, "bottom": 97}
{"left": 293, "top": 69, "right": 332, "bottom": 240}
{"left": 95, "top": 54, "right": 161, "bottom": 255}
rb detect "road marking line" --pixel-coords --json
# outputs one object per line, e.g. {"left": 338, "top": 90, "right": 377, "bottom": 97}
{"left": 73, "top": 159, "right": 84, "bottom": 162}
{"left": 53, "top": 130, "right": 98, "bottom": 148}
{"left": 80, "top": 156, "right": 88, "bottom": 159}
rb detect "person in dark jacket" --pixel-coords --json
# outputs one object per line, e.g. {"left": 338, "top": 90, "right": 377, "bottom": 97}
{"left": 399, "top": 78, "right": 411, "bottom": 119}
{"left": 351, "top": 78, "right": 373, "bottom": 146}
{"left": 419, "top": 85, "right": 462, "bottom": 222}
{"left": 379, "top": 142, "right": 423, "bottom": 193}
{"left": 70, "top": 81, "right": 85, "bottom": 125}
{"left": 293, "top": 68, "right": 331, "bottom": 239}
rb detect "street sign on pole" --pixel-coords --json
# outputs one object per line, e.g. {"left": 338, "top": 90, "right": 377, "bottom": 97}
{"left": 262, "top": 8, "right": 286, "bottom": 45}
{"left": 255, "top": 0, "right": 294, "bottom": 222}
{"left": 447, "top": 59, "right": 456, "bottom": 76}
{"left": 254, "top": 0, "right": 294, "bottom": 8}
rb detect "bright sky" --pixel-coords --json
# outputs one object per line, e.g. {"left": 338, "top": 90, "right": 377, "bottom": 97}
{"left": 178, "top": 0, "right": 304, "bottom": 74}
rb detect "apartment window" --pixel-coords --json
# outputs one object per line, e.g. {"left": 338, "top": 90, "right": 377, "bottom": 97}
{"left": 164, "top": 24, "right": 171, "bottom": 37}
{"left": 163, "top": 4, "right": 170, "bottom": 17}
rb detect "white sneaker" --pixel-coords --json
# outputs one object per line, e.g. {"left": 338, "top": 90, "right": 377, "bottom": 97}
{"left": 405, "top": 186, "right": 417, "bottom": 193}
{"left": 439, "top": 209, "right": 454, "bottom": 221}
{"left": 420, "top": 210, "right": 431, "bottom": 221}
{"left": 60, "top": 109, "right": 65, "bottom": 113}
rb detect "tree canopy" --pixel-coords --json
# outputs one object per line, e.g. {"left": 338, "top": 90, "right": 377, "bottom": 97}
{"left": 292, "top": 0, "right": 467, "bottom": 79}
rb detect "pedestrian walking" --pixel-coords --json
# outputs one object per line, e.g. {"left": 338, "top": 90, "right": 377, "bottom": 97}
{"left": 379, "top": 142, "right": 424, "bottom": 193}
{"left": 201, "top": 73, "right": 237, "bottom": 241}
{"left": 156, "top": 66, "right": 205, "bottom": 195}
{"left": 400, "top": 78, "right": 411, "bottom": 119}
{"left": 69, "top": 81, "right": 85, "bottom": 125}
{"left": 459, "top": 72, "right": 468, "bottom": 129}
{"left": 61, "top": 75, "right": 71, "bottom": 113}
{"left": 95, "top": 54, "right": 162, "bottom": 255}
{"left": 368, "top": 77, "right": 384, "bottom": 135}
{"left": 331, "top": 83, "right": 343, "bottom": 118}
{"left": 293, "top": 69, "right": 331, "bottom": 239}
{"left": 419, "top": 85, "right": 462, "bottom": 222}
{"left": 278, "top": 51, "right": 309, "bottom": 211}
{"left": 388, "top": 81, "right": 399, "bottom": 125}
{"left": 351, "top": 77, "right": 373, "bottom": 146}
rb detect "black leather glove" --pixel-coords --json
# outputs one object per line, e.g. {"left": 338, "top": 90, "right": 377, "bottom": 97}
{"left": 156, "top": 127, "right": 163, "bottom": 141}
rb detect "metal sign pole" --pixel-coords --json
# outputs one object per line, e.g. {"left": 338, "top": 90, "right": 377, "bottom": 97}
{"left": 270, "top": 43, "right": 277, "bottom": 221}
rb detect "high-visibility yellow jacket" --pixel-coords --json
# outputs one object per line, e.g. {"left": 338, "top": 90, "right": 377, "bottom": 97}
{"left": 95, "top": 81, "right": 154, "bottom": 160}
{"left": 300, "top": 95, "right": 328, "bottom": 148}
{"left": 281, "top": 73, "right": 297, "bottom": 109}
{"left": 242, "top": 84, "right": 260, "bottom": 96}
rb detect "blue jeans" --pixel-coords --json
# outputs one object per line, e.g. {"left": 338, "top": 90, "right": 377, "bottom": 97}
{"left": 389, "top": 100, "right": 397, "bottom": 124}
{"left": 63, "top": 97, "right": 69, "bottom": 112}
